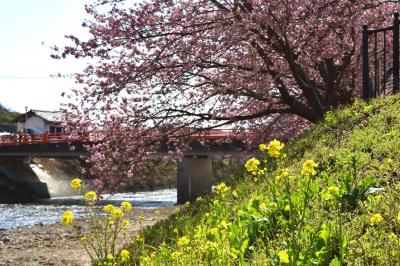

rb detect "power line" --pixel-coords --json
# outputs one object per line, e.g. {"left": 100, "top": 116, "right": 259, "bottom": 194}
{"left": 0, "top": 75, "right": 74, "bottom": 79}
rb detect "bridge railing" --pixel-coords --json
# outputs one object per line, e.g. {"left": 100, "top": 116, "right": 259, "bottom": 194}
{"left": 0, "top": 133, "right": 70, "bottom": 146}
{"left": 0, "top": 129, "right": 235, "bottom": 147}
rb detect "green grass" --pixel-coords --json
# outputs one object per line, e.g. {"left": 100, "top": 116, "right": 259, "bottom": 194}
{"left": 127, "top": 95, "right": 400, "bottom": 265}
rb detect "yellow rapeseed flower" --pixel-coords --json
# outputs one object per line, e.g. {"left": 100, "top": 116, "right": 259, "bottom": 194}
{"left": 103, "top": 204, "right": 116, "bottom": 213}
{"left": 80, "top": 236, "right": 87, "bottom": 241}
{"left": 171, "top": 251, "right": 183, "bottom": 260}
{"left": 84, "top": 191, "right": 97, "bottom": 204}
{"left": 121, "top": 201, "right": 132, "bottom": 212}
{"left": 184, "top": 201, "right": 190, "bottom": 208}
{"left": 209, "top": 227, "right": 218, "bottom": 236}
{"left": 204, "top": 240, "right": 216, "bottom": 251}
{"left": 278, "top": 250, "right": 289, "bottom": 264}
{"left": 232, "top": 190, "right": 238, "bottom": 198}
{"left": 154, "top": 210, "right": 160, "bottom": 215}
{"left": 321, "top": 192, "right": 333, "bottom": 201}
{"left": 177, "top": 236, "right": 190, "bottom": 247}
{"left": 327, "top": 186, "right": 340, "bottom": 195}
{"left": 215, "top": 182, "right": 230, "bottom": 195}
{"left": 107, "top": 254, "right": 114, "bottom": 261}
{"left": 259, "top": 202, "right": 267, "bottom": 211}
{"left": 220, "top": 220, "right": 228, "bottom": 229}
{"left": 120, "top": 249, "right": 130, "bottom": 261}
{"left": 70, "top": 178, "right": 82, "bottom": 191}
{"left": 388, "top": 232, "right": 398, "bottom": 241}
{"left": 122, "top": 219, "right": 129, "bottom": 226}
{"left": 112, "top": 209, "right": 124, "bottom": 219}
{"left": 259, "top": 143, "right": 267, "bottom": 152}
{"left": 267, "top": 139, "right": 285, "bottom": 158}
{"left": 61, "top": 211, "right": 74, "bottom": 225}
{"left": 301, "top": 160, "right": 318, "bottom": 176}
{"left": 245, "top": 158, "right": 260, "bottom": 172}
{"left": 370, "top": 214, "right": 383, "bottom": 225}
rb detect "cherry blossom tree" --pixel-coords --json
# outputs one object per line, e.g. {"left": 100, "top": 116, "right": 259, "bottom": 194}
{"left": 54, "top": 0, "right": 398, "bottom": 188}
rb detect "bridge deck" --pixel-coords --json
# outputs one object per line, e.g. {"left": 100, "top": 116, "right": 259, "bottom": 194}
{"left": 0, "top": 130, "right": 248, "bottom": 157}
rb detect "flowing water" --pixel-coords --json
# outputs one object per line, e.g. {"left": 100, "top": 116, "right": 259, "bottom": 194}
{"left": 0, "top": 189, "right": 177, "bottom": 230}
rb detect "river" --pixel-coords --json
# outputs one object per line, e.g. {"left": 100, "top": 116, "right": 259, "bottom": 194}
{"left": 0, "top": 188, "right": 177, "bottom": 230}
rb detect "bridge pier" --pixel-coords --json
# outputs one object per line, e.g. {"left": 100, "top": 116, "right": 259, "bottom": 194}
{"left": 0, "top": 158, "right": 50, "bottom": 203}
{"left": 177, "top": 154, "right": 212, "bottom": 204}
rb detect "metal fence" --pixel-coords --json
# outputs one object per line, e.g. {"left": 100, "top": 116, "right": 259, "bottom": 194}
{"left": 362, "top": 12, "right": 400, "bottom": 100}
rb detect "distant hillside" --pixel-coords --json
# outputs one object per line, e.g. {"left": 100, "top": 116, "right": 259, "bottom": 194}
{"left": 0, "top": 104, "right": 20, "bottom": 123}
{"left": 0, "top": 105, "right": 20, "bottom": 133}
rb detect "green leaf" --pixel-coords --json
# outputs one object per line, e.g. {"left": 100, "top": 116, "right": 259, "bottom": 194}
{"left": 329, "top": 257, "right": 340, "bottom": 266}
{"left": 319, "top": 228, "right": 329, "bottom": 245}
{"left": 240, "top": 239, "right": 249, "bottom": 253}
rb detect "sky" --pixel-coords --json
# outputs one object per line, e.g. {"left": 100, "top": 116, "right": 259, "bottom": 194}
{"left": 0, "top": 0, "right": 92, "bottom": 112}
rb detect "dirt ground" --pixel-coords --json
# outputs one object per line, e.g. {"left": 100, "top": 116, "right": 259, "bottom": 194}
{"left": 0, "top": 206, "right": 177, "bottom": 266}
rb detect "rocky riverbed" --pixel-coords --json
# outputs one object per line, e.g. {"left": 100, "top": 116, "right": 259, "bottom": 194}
{"left": 0, "top": 206, "right": 178, "bottom": 266}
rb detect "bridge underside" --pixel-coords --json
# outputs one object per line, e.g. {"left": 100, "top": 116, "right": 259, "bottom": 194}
{"left": 0, "top": 140, "right": 249, "bottom": 203}
{"left": 0, "top": 142, "right": 89, "bottom": 157}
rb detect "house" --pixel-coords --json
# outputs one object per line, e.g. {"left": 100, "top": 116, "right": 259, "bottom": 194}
{"left": 14, "top": 110, "right": 64, "bottom": 134}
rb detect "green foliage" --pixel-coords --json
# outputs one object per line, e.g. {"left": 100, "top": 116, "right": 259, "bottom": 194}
{"left": 0, "top": 104, "right": 19, "bottom": 123}
{"left": 62, "top": 179, "right": 133, "bottom": 265}
{"left": 127, "top": 95, "right": 400, "bottom": 265}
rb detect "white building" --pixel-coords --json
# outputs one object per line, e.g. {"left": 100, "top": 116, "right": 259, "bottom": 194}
{"left": 14, "top": 110, "right": 64, "bottom": 134}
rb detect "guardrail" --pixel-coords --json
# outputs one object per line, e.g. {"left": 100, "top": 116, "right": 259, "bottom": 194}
{"left": 0, "top": 133, "right": 72, "bottom": 146}
{"left": 0, "top": 129, "right": 234, "bottom": 147}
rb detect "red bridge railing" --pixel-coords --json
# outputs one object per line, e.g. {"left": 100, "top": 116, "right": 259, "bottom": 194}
{"left": 0, "top": 130, "right": 233, "bottom": 147}
{"left": 0, "top": 133, "right": 72, "bottom": 146}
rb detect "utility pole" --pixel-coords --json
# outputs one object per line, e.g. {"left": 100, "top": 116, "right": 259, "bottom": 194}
{"left": 25, "top": 106, "right": 28, "bottom": 133}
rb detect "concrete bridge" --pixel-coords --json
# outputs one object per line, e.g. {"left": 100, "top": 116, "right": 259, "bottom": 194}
{"left": 0, "top": 132, "right": 247, "bottom": 203}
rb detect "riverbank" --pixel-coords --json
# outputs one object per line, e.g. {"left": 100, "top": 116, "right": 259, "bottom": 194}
{"left": 0, "top": 206, "right": 178, "bottom": 266}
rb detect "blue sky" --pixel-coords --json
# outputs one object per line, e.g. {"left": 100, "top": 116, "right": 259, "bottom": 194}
{"left": 0, "top": 0, "right": 92, "bottom": 112}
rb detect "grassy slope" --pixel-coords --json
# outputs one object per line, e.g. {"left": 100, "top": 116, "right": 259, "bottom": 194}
{"left": 129, "top": 95, "right": 400, "bottom": 265}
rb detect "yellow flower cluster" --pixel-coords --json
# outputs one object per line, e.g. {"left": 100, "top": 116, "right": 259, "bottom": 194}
{"left": 204, "top": 240, "right": 217, "bottom": 251}
{"left": 103, "top": 204, "right": 116, "bottom": 213}
{"left": 84, "top": 191, "right": 97, "bottom": 204}
{"left": 103, "top": 202, "right": 131, "bottom": 219}
{"left": 61, "top": 211, "right": 74, "bottom": 226}
{"left": 321, "top": 185, "right": 340, "bottom": 201}
{"left": 70, "top": 178, "right": 82, "bottom": 191}
{"left": 112, "top": 209, "right": 124, "bottom": 219}
{"left": 278, "top": 250, "right": 289, "bottom": 263}
{"left": 171, "top": 250, "right": 183, "bottom": 260}
{"left": 177, "top": 236, "right": 190, "bottom": 247}
{"left": 259, "top": 201, "right": 278, "bottom": 212}
{"left": 301, "top": 160, "right": 318, "bottom": 176}
{"left": 215, "top": 182, "right": 230, "bottom": 195}
{"left": 259, "top": 143, "right": 267, "bottom": 152}
{"left": 120, "top": 249, "right": 130, "bottom": 262}
{"left": 121, "top": 201, "right": 132, "bottom": 212}
{"left": 370, "top": 213, "right": 383, "bottom": 225}
{"left": 245, "top": 158, "right": 260, "bottom": 172}
{"left": 266, "top": 139, "right": 285, "bottom": 158}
